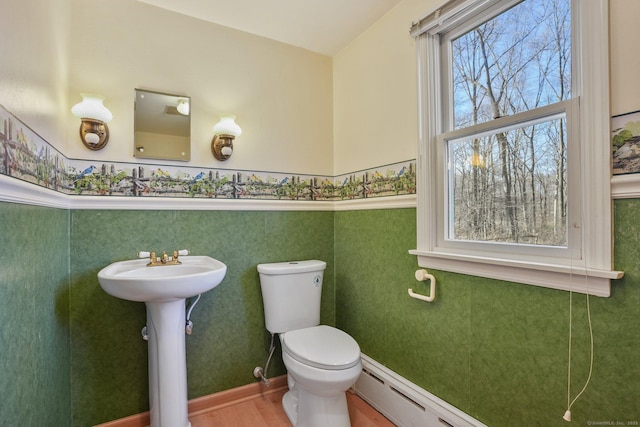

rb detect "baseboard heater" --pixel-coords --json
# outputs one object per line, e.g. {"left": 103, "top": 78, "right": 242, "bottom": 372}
{"left": 353, "top": 354, "right": 487, "bottom": 427}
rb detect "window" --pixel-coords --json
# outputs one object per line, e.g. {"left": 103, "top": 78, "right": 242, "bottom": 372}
{"left": 409, "top": 0, "right": 622, "bottom": 296}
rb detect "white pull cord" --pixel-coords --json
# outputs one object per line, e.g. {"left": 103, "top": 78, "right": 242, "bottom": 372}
{"left": 563, "top": 290, "right": 594, "bottom": 422}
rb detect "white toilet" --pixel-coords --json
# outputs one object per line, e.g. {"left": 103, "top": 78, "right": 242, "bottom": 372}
{"left": 257, "top": 260, "right": 362, "bottom": 427}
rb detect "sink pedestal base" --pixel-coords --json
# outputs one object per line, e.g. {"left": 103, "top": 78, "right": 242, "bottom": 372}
{"left": 146, "top": 300, "right": 191, "bottom": 427}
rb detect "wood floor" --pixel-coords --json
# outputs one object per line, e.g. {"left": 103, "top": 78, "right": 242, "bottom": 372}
{"left": 189, "top": 387, "right": 395, "bottom": 427}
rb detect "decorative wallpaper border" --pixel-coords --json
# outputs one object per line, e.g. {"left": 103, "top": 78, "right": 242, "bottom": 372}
{"left": 0, "top": 105, "right": 415, "bottom": 204}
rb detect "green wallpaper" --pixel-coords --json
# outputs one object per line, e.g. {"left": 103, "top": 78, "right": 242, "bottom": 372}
{"left": 0, "top": 202, "right": 71, "bottom": 426}
{"left": 1, "top": 200, "right": 638, "bottom": 427}
{"left": 69, "top": 209, "right": 335, "bottom": 425}
{"left": 335, "top": 205, "right": 640, "bottom": 427}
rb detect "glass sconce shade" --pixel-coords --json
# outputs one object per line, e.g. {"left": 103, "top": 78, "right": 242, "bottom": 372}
{"left": 212, "top": 115, "right": 242, "bottom": 137}
{"left": 71, "top": 93, "right": 113, "bottom": 123}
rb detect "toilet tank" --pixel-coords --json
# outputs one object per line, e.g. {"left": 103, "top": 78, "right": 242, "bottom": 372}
{"left": 257, "top": 260, "right": 326, "bottom": 334}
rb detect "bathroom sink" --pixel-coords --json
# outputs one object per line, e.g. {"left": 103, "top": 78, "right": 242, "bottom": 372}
{"left": 98, "top": 256, "right": 227, "bottom": 302}
{"left": 98, "top": 254, "right": 227, "bottom": 426}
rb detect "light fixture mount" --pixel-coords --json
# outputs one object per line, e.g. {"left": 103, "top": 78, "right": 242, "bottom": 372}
{"left": 211, "top": 134, "right": 235, "bottom": 161}
{"left": 79, "top": 118, "right": 110, "bottom": 150}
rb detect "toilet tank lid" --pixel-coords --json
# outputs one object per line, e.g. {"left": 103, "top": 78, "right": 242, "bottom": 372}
{"left": 257, "top": 260, "right": 326, "bottom": 275}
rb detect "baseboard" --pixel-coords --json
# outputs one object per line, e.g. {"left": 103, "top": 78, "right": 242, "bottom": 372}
{"left": 353, "top": 354, "right": 487, "bottom": 427}
{"left": 94, "top": 375, "right": 287, "bottom": 427}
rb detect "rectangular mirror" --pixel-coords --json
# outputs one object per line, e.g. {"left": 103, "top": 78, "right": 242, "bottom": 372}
{"left": 134, "top": 88, "right": 190, "bottom": 161}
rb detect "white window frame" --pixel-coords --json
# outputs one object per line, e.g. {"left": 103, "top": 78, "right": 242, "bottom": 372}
{"left": 409, "top": 0, "right": 623, "bottom": 296}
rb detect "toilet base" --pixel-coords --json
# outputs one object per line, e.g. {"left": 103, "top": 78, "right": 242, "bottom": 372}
{"left": 282, "top": 387, "right": 351, "bottom": 427}
{"left": 282, "top": 390, "right": 298, "bottom": 424}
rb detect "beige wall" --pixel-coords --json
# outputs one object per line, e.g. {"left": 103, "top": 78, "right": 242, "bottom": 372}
{"left": 333, "top": 0, "right": 437, "bottom": 175}
{"left": 0, "top": 0, "right": 70, "bottom": 146}
{"left": 66, "top": 0, "right": 333, "bottom": 175}
{"left": 609, "top": 0, "right": 640, "bottom": 117}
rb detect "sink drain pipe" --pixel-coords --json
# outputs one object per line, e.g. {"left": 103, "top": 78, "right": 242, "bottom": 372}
{"left": 253, "top": 333, "right": 277, "bottom": 387}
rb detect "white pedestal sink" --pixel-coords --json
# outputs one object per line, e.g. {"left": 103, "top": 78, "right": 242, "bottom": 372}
{"left": 98, "top": 256, "right": 227, "bottom": 427}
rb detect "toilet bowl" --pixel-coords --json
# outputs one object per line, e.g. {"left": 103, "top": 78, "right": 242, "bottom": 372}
{"left": 280, "top": 325, "right": 362, "bottom": 427}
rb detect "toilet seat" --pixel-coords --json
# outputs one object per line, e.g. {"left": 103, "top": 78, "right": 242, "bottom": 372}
{"left": 281, "top": 325, "right": 360, "bottom": 370}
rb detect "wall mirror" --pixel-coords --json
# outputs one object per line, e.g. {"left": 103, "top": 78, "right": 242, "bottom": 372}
{"left": 134, "top": 89, "right": 190, "bottom": 161}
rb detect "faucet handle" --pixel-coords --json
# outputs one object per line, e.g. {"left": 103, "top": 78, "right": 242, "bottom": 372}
{"left": 171, "top": 249, "right": 189, "bottom": 264}
{"left": 138, "top": 250, "right": 187, "bottom": 266}
{"left": 138, "top": 250, "right": 188, "bottom": 258}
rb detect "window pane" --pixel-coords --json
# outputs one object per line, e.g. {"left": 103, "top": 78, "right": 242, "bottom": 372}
{"left": 447, "top": 116, "right": 567, "bottom": 246}
{"left": 451, "top": 0, "right": 571, "bottom": 129}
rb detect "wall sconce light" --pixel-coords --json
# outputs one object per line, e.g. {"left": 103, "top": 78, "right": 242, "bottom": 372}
{"left": 71, "top": 93, "right": 113, "bottom": 150}
{"left": 211, "top": 115, "right": 242, "bottom": 161}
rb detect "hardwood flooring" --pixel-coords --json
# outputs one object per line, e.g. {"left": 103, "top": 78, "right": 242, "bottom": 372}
{"left": 189, "top": 387, "right": 395, "bottom": 427}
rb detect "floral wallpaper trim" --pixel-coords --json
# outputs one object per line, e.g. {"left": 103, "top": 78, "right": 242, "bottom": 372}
{"left": 0, "top": 105, "right": 415, "bottom": 202}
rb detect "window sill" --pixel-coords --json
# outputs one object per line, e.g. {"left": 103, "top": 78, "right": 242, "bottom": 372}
{"left": 409, "top": 249, "right": 623, "bottom": 297}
